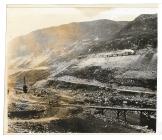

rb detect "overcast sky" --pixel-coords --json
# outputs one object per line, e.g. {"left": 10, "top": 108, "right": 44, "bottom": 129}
{"left": 7, "top": 5, "right": 158, "bottom": 41}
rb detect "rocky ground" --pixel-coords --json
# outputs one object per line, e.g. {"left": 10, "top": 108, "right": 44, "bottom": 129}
{"left": 7, "top": 87, "right": 155, "bottom": 133}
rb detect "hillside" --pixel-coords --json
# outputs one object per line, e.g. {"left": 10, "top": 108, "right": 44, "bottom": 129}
{"left": 8, "top": 19, "right": 128, "bottom": 68}
{"left": 7, "top": 14, "right": 157, "bottom": 133}
{"left": 7, "top": 14, "right": 157, "bottom": 91}
{"left": 85, "top": 14, "right": 157, "bottom": 54}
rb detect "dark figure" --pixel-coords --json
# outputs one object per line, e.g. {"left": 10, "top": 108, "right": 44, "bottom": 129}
{"left": 23, "top": 76, "right": 28, "bottom": 93}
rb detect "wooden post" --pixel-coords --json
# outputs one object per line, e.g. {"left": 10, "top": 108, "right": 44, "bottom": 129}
{"left": 140, "top": 111, "right": 143, "bottom": 125}
{"left": 116, "top": 110, "right": 120, "bottom": 121}
{"left": 123, "top": 110, "right": 127, "bottom": 124}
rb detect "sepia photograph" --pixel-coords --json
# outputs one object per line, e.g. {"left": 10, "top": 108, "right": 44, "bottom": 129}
{"left": 5, "top": 4, "right": 157, "bottom": 133}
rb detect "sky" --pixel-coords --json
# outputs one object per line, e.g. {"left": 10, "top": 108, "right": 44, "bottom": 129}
{"left": 7, "top": 5, "right": 158, "bottom": 41}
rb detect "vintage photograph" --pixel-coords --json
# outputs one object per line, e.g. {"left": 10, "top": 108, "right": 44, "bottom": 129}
{"left": 5, "top": 5, "right": 157, "bottom": 133}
